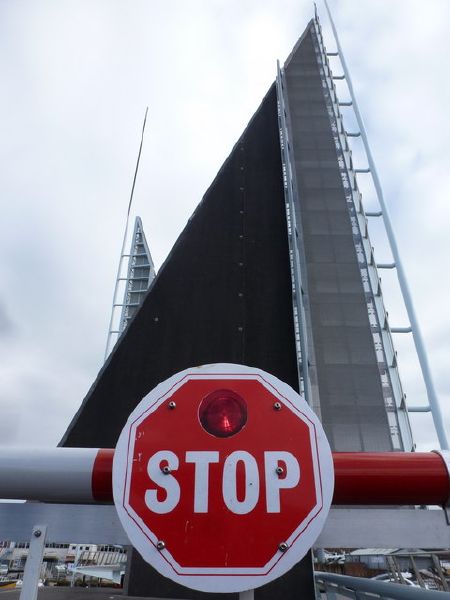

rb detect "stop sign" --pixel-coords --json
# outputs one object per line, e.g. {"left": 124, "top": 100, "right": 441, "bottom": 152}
{"left": 113, "top": 363, "right": 333, "bottom": 593}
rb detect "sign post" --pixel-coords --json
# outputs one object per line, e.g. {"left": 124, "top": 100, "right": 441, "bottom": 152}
{"left": 113, "top": 363, "right": 334, "bottom": 593}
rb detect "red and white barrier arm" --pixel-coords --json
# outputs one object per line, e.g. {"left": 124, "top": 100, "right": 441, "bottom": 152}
{"left": 0, "top": 449, "right": 449, "bottom": 506}
{"left": 0, "top": 448, "right": 113, "bottom": 503}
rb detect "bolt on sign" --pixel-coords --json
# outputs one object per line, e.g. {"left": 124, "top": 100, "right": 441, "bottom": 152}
{"left": 113, "top": 364, "right": 334, "bottom": 593}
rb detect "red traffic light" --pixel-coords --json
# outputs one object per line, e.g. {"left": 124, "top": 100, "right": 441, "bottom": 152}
{"left": 199, "top": 389, "right": 247, "bottom": 438}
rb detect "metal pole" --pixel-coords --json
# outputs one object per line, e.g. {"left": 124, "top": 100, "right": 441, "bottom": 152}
{"left": 239, "top": 591, "right": 254, "bottom": 600}
{"left": 322, "top": 0, "right": 449, "bottom": 450}
{"left": 70, "top": 545, "right": 82, "bottom": 588}
{"left": 19, "top": 525, "right": 47, "bottom": 600}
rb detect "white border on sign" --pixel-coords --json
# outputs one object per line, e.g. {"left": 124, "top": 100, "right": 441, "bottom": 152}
{"left": 113, "top": 363, "right": 334, "bottom": 593}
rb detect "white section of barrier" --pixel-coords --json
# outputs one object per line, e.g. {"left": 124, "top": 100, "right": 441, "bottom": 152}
{"left": 0, "top": 448, "right": 97, "bottom": 502}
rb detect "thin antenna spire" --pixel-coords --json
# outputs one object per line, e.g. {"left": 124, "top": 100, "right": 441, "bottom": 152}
{"left": 127, "top": 107, "right": 148, "bottom": 217}
{"left": 104, "top": 107, "right": 149, "bottom": 362}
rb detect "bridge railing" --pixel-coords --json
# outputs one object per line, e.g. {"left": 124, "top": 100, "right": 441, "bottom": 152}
{"left": 315, "top": 572, "right": 450, "bottom": 599}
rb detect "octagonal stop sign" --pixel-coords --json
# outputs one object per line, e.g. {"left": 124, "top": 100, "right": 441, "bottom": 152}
{"left": 113, "top": 364, "right": 334, "bottom": 593}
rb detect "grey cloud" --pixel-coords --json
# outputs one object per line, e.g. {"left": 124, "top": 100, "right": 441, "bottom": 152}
{"left": 0, "top": 407, "right": 20, "bottom": 445}
{"left": 0, "top": 301, "right": 14, "bottom": 336}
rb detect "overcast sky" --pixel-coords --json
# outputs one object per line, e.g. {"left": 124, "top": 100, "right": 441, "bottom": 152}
{"left": 0, "top": 0, "right": 449, "bottom": 452}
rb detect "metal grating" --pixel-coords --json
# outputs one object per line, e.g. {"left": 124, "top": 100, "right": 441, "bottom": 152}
{"left": 311, "top": 16, "right": 412, "bottom": 451}
{"left": 280, "top": 22, "right": 404, "bottom": 451}
{"left": 276, "top": 61, "right": 313, "bottom": 407}
{"left": 104, "top": 216, "right": 155, "bottom": 360}
{"left": 118, "top": 217, "right": 155, "bottom": 333}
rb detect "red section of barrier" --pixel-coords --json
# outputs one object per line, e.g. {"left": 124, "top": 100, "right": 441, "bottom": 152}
{"left": 91, "top": 450, "right": 450, "bottom": 506}
{"left": 333, "top": 452, "right": 449, "bottom": 505}
{"left": 92, "top": 448, "right": 114, "bottom": 502}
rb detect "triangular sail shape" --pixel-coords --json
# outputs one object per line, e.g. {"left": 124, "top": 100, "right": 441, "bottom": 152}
{"left": 119, "top": 216, "right": 156, "bottom": 334}
{"left": 61, "top": 84, "right": 298, "bottom": 451}
{"left": 61, "top": 81, "right": 311, "bottom": 600}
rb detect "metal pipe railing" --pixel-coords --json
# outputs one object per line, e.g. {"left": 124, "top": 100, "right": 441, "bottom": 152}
{"left": 316, "top": 572, "right": 450, "bottom": 599}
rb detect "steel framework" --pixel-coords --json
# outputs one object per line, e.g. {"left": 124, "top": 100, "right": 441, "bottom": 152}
{"left": 104, "top": 216, "right": 155, "bottom": 360}
{"left": 318, "top": 1, "right": 448, "bottom": 450}
{"left": 312, "top": 12, "right": 412, "bottom": 451}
